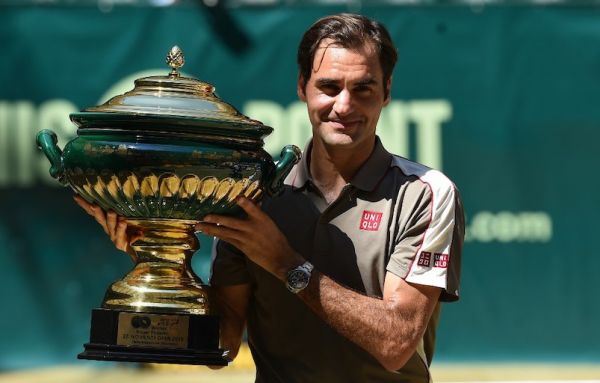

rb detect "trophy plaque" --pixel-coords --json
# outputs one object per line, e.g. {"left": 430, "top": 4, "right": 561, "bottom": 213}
{"left": 36, "top": 46, "right": 301, "bottom": 365}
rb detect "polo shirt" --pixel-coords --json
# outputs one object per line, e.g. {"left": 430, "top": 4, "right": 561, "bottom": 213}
{"left": 210, "top": 137, "right": 464, "bottom": 383}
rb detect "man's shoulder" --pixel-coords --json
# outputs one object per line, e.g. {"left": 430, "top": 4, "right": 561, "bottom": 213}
{"left": 388, "top": 154, "right": 457, "bottom": 196}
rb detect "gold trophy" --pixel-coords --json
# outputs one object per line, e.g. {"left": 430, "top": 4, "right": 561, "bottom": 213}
{"left": 37, "top": 46, "right": 300, "bottom": 365}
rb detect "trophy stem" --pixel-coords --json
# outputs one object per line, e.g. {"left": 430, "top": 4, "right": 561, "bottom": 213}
{"left": 101, "top": 219, "right": 211, "bottom": 315}
{"left": 79, "top": 218, "right": 227, "bottom": 365}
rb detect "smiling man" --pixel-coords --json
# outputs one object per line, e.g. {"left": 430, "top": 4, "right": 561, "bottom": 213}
{"left": 76, "top": 13, "right": 464, "bottom": 383}
{"left": 197, "top": 14, "right": 465, "bottom": 383}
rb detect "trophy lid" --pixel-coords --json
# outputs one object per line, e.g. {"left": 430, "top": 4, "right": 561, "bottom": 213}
{"left": 71, "top": 46, "right": 272, "bottom": 147}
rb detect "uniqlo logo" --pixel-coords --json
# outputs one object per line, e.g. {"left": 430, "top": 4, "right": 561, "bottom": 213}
{"left": 434, "top": 253, "right": 449, "bottom": 268}
{"left": 359, "top": 210, "right": 383, "bottom": 231}
{"left": 417, "top": 252, "right": 432, "bottom": 267}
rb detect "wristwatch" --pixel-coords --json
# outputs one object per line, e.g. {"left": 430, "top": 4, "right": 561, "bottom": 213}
{"left": 285, "top": 261, "right": 314, "bottom": 294}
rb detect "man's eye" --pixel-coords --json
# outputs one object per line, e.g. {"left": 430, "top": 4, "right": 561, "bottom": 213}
{"left": 319, "top": 84, "right": 340, "bottom": 95}
{"left": 354, "top": 85, "right": 373, "bottom": 94}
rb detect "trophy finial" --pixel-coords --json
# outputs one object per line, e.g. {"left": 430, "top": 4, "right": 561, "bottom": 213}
{"left": 166, "top": 46, "right": 185, "bottom": 76}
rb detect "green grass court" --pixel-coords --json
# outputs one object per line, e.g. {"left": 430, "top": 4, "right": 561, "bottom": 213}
{"left": 2, "top": 344, "right": 599, "bottom": 382}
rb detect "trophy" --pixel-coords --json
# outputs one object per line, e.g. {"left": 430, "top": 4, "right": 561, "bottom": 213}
{"left": 36, "top": 46, "right": 300, "bottom": 365}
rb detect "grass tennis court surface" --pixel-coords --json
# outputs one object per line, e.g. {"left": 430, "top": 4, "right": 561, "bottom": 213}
{"left": 2, "top": 344, "right": 599, "bottom": 382}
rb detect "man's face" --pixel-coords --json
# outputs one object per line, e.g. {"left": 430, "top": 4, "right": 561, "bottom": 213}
{"left": 298, "top": 40, "right": 391, "bottom": 153}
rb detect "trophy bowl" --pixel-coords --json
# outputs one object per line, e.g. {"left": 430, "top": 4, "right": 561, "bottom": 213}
{"left": 36, "top": 46, "right": 301, "bottom": 365}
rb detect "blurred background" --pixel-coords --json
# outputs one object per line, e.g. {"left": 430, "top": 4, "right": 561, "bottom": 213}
{"left": 1, "top": 0, "right": 599, "bottom": 381}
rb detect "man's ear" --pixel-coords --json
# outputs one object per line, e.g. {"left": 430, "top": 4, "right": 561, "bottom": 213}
{"left": 383, "top": 77, "right": 392, "bottom": 106}
{"left": 297, "top": 74, "right": 307, "bottom": 102}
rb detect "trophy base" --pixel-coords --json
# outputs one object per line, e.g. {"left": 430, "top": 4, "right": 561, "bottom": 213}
{"left": 78, "top": 343, "right": 229, "bottom": 365}
{"left": 78, "top": 308, "right": 228, "bottom": 365}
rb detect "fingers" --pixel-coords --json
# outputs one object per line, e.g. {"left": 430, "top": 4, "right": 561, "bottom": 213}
{"left": 130, "top": 229, "right": 144, "bottom": 244}
{"left": 91, "top": 205, "right": 110, "bottom": 235}
{"left": 107, "top": 211, "right": 118, "bottom": 241}
{"left": 114, "top": 219, "right": 128, "bottom": 252}
{"left": 196, "top": 222, "right": 243, "bottom": 248}
{"left": 115, "top": 218, "right": 144, "bottom": 251}
{"left": 73, "top": 195, "right": 138, "bottom": 255}
{"left": 236, "top": 197, "right": 264, "bottom": 218}
{"left": 202, "top": 214, "right": 247, "bottom": 231}
{"left": 73, "top": 195, "right": 95, "bottom": 216}
{"left": 73, "top": 195, "right": 111, "bottom": 234}
{"left": 195, "top": 198, "right": 275, "bottom": 251}
{"left": 201, "top": 197, "right": 263, "bottom": 231}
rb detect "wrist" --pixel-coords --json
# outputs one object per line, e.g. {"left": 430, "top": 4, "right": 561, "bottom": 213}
{"left": 285, "top": 260, "right": 314, "bottom": 294}
{"left": 273, "top": 251, "right": 306, "bottom": 281}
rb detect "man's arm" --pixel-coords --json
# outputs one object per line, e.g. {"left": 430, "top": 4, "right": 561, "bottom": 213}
{"left": 196, "top": 197, "right": 441, "bottom": 371}
{"left": 300, "top": 271, "right": 440, "bottom": 371}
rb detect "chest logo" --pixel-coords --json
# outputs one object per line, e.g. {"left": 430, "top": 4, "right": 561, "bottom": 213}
{"left": 360, "top": 210, "right": 383, "bottom": 231}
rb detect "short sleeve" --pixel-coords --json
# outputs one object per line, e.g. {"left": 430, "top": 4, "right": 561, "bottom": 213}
{"left": 209, "top": 238, "right": 252, "bottom": 287}
{"left": 386, "top": 172, "right": 464, "bottom": 302}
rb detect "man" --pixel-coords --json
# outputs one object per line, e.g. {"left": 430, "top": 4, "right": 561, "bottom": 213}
{"left": 77, "top": 13, "right": 463, "bottom": 382}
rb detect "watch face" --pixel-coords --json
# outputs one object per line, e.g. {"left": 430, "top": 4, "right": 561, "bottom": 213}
{"left": 288, "top": 269, "right": 309, "bottom": 290}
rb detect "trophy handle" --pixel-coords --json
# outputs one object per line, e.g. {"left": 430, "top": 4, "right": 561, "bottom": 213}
{"left": 267, "top": 145, "right": 301, "bottom": 196}
{"left": 36, "top": 129, "right": 66, "bottom": 183}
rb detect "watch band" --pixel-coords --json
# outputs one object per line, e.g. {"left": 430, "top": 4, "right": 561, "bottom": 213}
{"left": 299, "top": 261, "right": 314, "bottom": 274}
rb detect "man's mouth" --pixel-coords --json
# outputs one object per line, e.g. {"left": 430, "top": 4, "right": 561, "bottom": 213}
{"left": 327, "top": 119, "right": 362, "bottom": 129}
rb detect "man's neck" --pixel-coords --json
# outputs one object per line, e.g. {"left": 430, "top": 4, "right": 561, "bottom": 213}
{"left": 309, "top": 138, "right": 375, "bottom": 204}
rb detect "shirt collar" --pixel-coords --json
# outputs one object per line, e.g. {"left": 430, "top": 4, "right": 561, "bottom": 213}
{"left": 286, "top": 136, "right": 392, "bottom": 192}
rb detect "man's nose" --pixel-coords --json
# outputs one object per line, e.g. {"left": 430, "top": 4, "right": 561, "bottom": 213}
{"left": 332, "top": 89, "right": 353, "bottom": 116}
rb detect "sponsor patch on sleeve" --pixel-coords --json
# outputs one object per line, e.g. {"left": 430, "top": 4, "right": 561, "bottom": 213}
{"left": 417, "top": 251, "right": 432, "bottom": 267}
{"left": 417, "top": 251, "right": 449, "bottom": 268}
{"left": 434, "top": 253, "right": 449, "bottom": 268}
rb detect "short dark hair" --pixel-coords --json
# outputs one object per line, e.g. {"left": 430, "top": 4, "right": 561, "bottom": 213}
{"left": 297, "top": 13, "right": 398, "bottom": 97}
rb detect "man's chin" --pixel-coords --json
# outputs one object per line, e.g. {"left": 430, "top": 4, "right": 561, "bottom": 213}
{"left": 322, "top": 134, "right": 356, "bottom": 148}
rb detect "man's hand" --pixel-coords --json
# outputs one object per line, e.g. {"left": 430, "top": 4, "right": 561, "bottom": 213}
{"left": 73, "top": 195, "right": 143, "bottom": 259}
{"left": 195, "top": 197, "right": 304, "bottom": 280}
